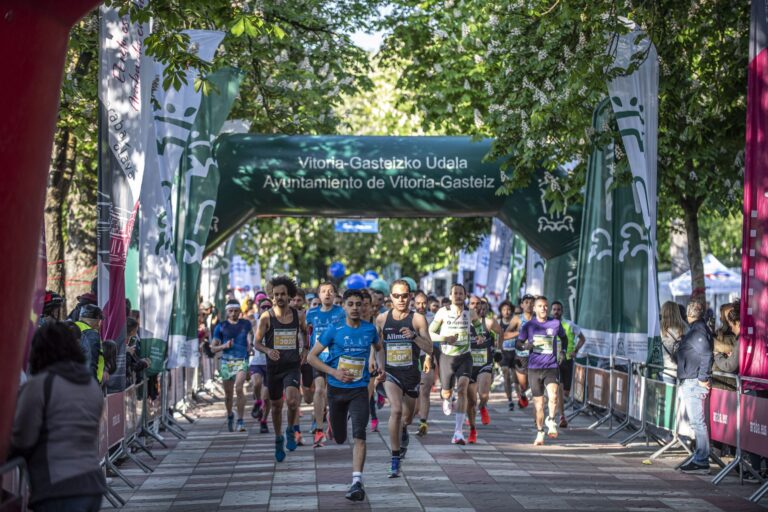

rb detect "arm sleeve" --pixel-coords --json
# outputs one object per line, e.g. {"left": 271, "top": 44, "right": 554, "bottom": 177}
{"left": 10, "top": 378, "right": 44, "bottom": 456}
{"left": 714, "top": 344, "right": 739, "bottom": 374}
{"left": 698, "top": 333, "right": 714, "bottom": 382}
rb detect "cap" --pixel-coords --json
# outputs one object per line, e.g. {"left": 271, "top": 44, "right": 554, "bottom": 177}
{"left": 199, "top": 300, "right": 213, "bottom": 310}
{"left": 77, "top": 292, "right": 97, "bottom": 304}
{"left": 254, "top": 291, "right": 268, "bottom": 302}
{"left": 80, "top": 303, "right": 104, "bottom": 320}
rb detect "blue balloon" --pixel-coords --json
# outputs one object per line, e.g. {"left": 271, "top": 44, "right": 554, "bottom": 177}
{"left": 364, "top": 270, "right": 379, "bottom": 285}
{"left": 369, "top": 278, "right": 389, "bottom": 294}
{"left": 401, "top": 277, "right": 418, "bottom": 293}
{"left": 346, "top": 273, "right": 367, "bottom": 290}
{"left": 329, "top": 261, "right": 346, "bottom": 279}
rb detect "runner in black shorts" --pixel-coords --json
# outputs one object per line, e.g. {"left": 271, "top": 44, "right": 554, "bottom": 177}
{"left": 253, "top": 276, "right": 307, "bottom": 462}
{"left": 503, "top": 294, "right": 535, "bottom": 409}
{"left": 414, "top": 292, "right": 437, "bottom": 436}
{"left": 497, "top": 300, "right": 518, "bottom": 411}
{"left": 375, "top": 280, "right": 432, "bottom": 477}
{"left": 466, "top": 296, "right": 502, "bottom": 443}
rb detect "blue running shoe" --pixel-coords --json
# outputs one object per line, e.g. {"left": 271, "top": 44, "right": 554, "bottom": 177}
{"left": 286, "top": 427, "right": 298, "bottom": 451}
{"left": 389, "top": 456, "right": 401, "bottom": 478}
{"left": 236, "top": 419, "right": 246, "bottom": 432}
{"left": 275, "top": 435, "right": 286, "bottom": 462}
{"left": 227, "top": 413, "right": 235, "bottom": 432}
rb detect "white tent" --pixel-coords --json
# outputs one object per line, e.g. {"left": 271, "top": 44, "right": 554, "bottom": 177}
{"left": 668, "top": 253, "right": 741, "bottom": 297}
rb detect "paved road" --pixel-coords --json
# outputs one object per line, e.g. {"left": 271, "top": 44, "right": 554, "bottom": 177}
{"left": 107, "top": 391, "right": 767, "bottom": 511}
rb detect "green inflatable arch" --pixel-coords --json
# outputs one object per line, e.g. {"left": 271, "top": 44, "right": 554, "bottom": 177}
{"left": 209, "top": 135, "right": 581, "bottom": 259}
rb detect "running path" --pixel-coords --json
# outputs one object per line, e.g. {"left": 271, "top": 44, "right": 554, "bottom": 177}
{"left": 108, "top": 393, "right": 767, "bottom": 511}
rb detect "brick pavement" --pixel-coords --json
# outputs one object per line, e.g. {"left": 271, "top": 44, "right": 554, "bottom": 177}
{"left": 106, "top": 392, "right": 768, "bottom": 511}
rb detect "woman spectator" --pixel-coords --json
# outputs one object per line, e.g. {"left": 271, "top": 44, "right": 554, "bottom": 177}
{"left": 659, "top": 301, "right": 687, "bottom": 384}
{"left": 126, "top": 316, "right": 150, "bottom": 387}
{"left": 11, "top": 322, "right": 106, "bottom": 511}
{"left": 713, "top": 301, "right": 738, "bottom": 391}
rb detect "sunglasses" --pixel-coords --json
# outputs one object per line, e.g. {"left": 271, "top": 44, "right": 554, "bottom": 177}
{"left": 391, "top": 293, "right": 410, "bottom": 300}
{"left": 260, "top": 304, "right": 272, "bottom": 310}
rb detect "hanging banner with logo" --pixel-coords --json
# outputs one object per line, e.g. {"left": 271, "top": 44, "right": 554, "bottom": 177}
{"left": 524, "top": 247, "right": 544, "bottom": 296}
{"left": 471, "top": 235, "right": 491, "bottom": 297}
{"left": 740, "top": 0, "right": 768, "bottom": 386}
{"left": 168, "top": 65, "right": 243, "bottom": 368}
{"left": 543, "top": 248, "right": 578, "bottom": 320}
{"left": 508, "top": 235, "right": 526, "bottom": 301}
{"left": 607, "top": 29, "right": 660, "bottom": 364}
{"left": 98, "top": 3, "right": 150, "bottom": 392}
{"left": 484, "top": 218, "right": 514, "bottom": 306}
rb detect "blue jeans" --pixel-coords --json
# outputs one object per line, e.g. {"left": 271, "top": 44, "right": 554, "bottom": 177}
{"left": 679, "top": 379, "right": 710, "bottom": 465}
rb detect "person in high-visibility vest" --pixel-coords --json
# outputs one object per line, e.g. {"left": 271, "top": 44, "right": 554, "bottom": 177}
{"left": 551, "top": 300, "right": 585, "bottom": 428}
{"left": 76, "top": 304, "right": 106, "bottom": 384}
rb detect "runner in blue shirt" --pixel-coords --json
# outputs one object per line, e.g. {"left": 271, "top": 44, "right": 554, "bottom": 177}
{"left": 212, "top": 300, "right": 253, "bottom": 432}
{"left": 308, "top": 289, "right": 383, "bottom": 503}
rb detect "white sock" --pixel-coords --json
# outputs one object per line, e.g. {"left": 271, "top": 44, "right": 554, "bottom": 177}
{"left": 454, "top": 413, "right": 465, "bottom": 435}
{"left": 352, "top": 471, "right": 363, "bottom": 484}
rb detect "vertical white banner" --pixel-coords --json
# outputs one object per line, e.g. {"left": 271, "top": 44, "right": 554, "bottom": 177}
{"left": 525, "top": 247, "right": 545, "bottom": 296}
{"left": 472, "top": 235, "right": 491, "bottom": 297}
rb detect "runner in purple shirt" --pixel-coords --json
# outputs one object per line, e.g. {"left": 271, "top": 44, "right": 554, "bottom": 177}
{"left": 517, "top": 295, "right": 567, "bottom": 446}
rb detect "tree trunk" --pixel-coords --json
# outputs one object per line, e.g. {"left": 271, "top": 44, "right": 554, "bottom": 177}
{"left": 65, "top": 155, "right": 98, "bottom": 310}
{"left": 681, "top": 197, "right": 705, "bottom": 303}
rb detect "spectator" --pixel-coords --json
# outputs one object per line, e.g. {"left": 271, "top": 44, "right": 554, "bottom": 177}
{"left": 713, "top": 302, "right": 738, "bottom": 391}
{"left": 660, "top": 301, "right": 687, "bottom": 384}
{"left": 40, "top": 290, "right": 64, "bottom": 326}
{"left": 66, "top": 292, "right": 97, "bottom": 322}
{"left": 676, "top": 301, "right": 714, "bottom": 474}
{"left": 11, "top": 322, "right": 106, "bottom": 511}
{"left": 126, "top": 317, "right": 150, "bottom": 387}
{"left": 74, "top": 304, "right": 106, "bottom": 384}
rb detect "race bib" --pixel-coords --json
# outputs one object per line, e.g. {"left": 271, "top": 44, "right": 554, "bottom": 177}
{"left": 532, "top": 335, "right": 554, "bottom": 355}
{"left": 386, "top": 342, "right": 413, "bottom": 367}
{"left": 338, "top": 356, "right": 366, "bottom": 381}
{"left": 502, "top": 340, "right": 516, "bottom": 351}
{"left": 273, "top": 329, "right": 297, "bottom": 350}
{"left": 471, "top": 349, "right": 487, "bottom": 367}
{"left": 516, "top": 348, "right": 530, "bottom": 357}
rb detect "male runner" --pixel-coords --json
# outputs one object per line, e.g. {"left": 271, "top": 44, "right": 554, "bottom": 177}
{"left": 249, "top": 297, "right": 273, "bottom": 433}
{"left": 375, "top": 280, "right": 432, "bottom": 477}
{"left": 362, "top": 290, "right": 384, "bottom": 433}
{"left": 551, "top": 300, "right": 586, "bottom": 427}
{"left": 253, "top": 276, "right": 307, "bottom": 461}
{"left": 291, "top": 288, "right": 307, "bottom": 310}
{"left": 212, "top": 300, "right": 252, "bottom": 432}
{"left": 308, "top": 289, "right": 383, "bottom": 502}
{"left": 413, "top": 292, "right": 435, "bottom": 435}
{"left": 429, "top": 283, "right": 480, "bottom": 445}
{"left": 504, "top": 294, "right": 535, "bottom": 409}
{"left": 305, "top": 282, "right": 346, "bottom": 446}
{"left": 466, "top": 297, "right": 498, "bottom": 443}
{"left": 497, "top": 300, "right": 519, "bottom": 411}
{"left": 517, "top": 295, "right": 568, "bottom": 446}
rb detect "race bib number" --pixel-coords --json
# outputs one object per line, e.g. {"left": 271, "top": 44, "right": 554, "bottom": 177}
{"left": 386, "top": 342, "right": 413, "bottom": 367}
{"left": 502, "top": 340, "right": 516, "bottom": 351}
{"left": 274, "top": 329, "right": 297, "bottom": 350}
{"left": 532, "top": 335, "right": 554, "bottom": 355}
{"left": 471, "top": 349, "right": 487, "bottom": 367}
{"left": 516, "top": 348, "right": 530, "bottom": 357}
{"left": 338, "top": 356, "right": 365, "bottom": 381}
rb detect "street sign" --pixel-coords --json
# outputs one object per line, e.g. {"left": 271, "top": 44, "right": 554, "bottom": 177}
{"left": 334, "top": 219, "right": 379, "bottom": 233}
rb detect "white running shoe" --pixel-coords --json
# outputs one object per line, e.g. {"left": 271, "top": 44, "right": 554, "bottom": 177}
{"left": 452, "top": 433, "right": 466, "bottom": 445}
{"left": 442, "top": 398, "right": 453, "bottom": 416}
{"left": 545, "top": 416, "right": 559, "bottom": 438}
{"left": 534, "top": 430, "right": 545, "bottom": 446}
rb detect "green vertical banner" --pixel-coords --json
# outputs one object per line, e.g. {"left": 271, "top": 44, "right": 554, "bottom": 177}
{"left": 543, "top": 249, "right": 578, "bottom": 320}
{"left": 575, "top": 98, "right": 653, "bottom": 363}
{"left": 508, "top": 235, "right": 527, "bottom": 302}
{"left": 168, "top": 68, "right": 243, "bottom": 369}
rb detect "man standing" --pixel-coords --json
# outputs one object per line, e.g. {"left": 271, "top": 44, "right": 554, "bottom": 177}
{"left": 517, "top": 296, "right": 568, "bottom": 446}
{"left": 677, "top": 301, "right": 713, "bottom": 474}
{"left": 305, "top": 282, "right": 346, "bottom": 446}
{"left": 308, "top": 289, "right": 383, "bottom": 502}
{"left": 429, "top": 283, "right": 479, "bottom": 445}
{"left": 75, "top": 304, "right": 106, "bottom": 385}
{"left": 375, "top": 280, "right": 432, "bottom": 477}
{"left": 253, "top": 276, "right": 307, "bottom": 462}
{"left": 550, "top": 300, "right": 586, "bottom": 428}
{"left": 212, "top": 300, "right": 253, "bottom": 432}
{"left": 504, "top": 294, "right": 535, "bottom": 409}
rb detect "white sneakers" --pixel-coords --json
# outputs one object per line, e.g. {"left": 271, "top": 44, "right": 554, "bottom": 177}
{"left": 545, "top": 416, "right": 559, "bottom": 439}
{"left": 442, "top": 398, "right": 453, "bottom": 416}
{"left": 533, "top": 430, "right": 545, "bottom": 446}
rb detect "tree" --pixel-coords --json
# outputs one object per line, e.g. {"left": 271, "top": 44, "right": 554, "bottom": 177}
{"left": 381, "top": 0, "right": 749, "bottom": 301}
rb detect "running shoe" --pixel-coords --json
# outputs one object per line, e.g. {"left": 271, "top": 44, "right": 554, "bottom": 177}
{"left": 260, "top": 422, "right": 269, "bottom": 434}
{"left": 534, "top": 430, "right": 545, "bottom": 446}
{"left": 227, "top": 412, "right": 235, "bottom": 432}
{"left": 452, "top": 433, "right": 466, "bottom": 445}
{"left": 295, "top": 430, "right": 304, "bottom": 446}
{"left": 275, "top": 435, "right": 286, "bottom": 462}
{"left": 442, "top": 398, "right": 453, "bottom": 416}
{"left": 345, "top": 481, "right": 365, "bottom": 501}
{"left": 370, "top": 418, "right": 379, "bottom": 432}
{"left": 376, "top": 393, "right": 386, "bottom": 409}
{"left": 508, "top": 401, "right": 515, "bottom": 411}
{"left": 236, "top": 419, "right": 246, "bottom": 432}
{"left": 313, "top": 429, "right": 326, "bottom": 447}
{"left": 417, "top": 421, "right": 428, "bottom": 437}
{"left": 468, "top": 427, "right": 477, "bottom": 444}
{"left": 545, "top": 416, "right": 559, "bottom": 439}
{"left": 286, "top": 427, "right": 298, "bottom": 451}
{"left": 251, "top": 402, "right": 262, "bottom": 420}
{"left": 480, "top": 406, "right": 491, "bottom": 425}
{"left": 518, "top": 396, "right": 529, "bottom": 409}
{"left": 559, "top": 415, "right": 568, "bottom": 429}
{"left": 389, "top": 456, "right": 401, "bottom": 478}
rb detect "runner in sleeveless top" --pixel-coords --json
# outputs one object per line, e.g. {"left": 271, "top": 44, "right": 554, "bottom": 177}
{"left": 308, "top": 289, "right": 383, "bottom": 502}
{"left": 413, "top": 292, "right": 435, "bottom": 436}
{"left": 551, "top": 300, "right": 585, "bottom": 428}
{"left": 466, "top": 296, "right": 502, "bottom": 443}
{"left": 212, "top": 300, "right": 253, "bottom": 432}
{"left": 518, "top": 295, "right": 568, "bottom": 446}
{"left": 429, "top": 283, "right": 480, "bottom": 445}
{"left": 249, "top": 296, "right": 273, "bottom": 433}
{"left": 374, "top": 280, "right": 432, "bottom": 477}
{"left": 305, "top": 282, "right": 345, "bottom": 447}
{"left": 253, "top": 276, "right": 308, "bottom": 462}
{"left": 498, "top": 300, "right": 519, "bottom": 411}
{"left": 503, "top": 294, "right": 535, "bottom": 409}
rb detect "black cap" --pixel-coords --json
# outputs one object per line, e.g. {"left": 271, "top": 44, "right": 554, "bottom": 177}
{"left": 80, "top": 303, "right": 104, "bottom": 320}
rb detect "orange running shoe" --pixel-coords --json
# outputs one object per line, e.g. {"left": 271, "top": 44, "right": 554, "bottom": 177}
{"left": 295, "top": 430, "right": 304, "bottom": 446}
{"left": 468, "top": 428, "right": 477, "bottom": 444}
{"left": 518, "top": 396, "right": 529, "bottom": 409}
{"left": 313, "top": 429, "right": 326, "bottom": 447}
{"left": 480, "top": 406, "right": 490, "bottom": 425}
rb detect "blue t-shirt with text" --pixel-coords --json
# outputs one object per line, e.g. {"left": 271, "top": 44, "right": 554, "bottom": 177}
{"left": 213, "top": 319, "right": 252, "bottom": 360}
{"left": 306, "top": 305, "right": 346, "bottom": 361}
{"left": 319, "top": 320, "right": 378, "bottom": 389}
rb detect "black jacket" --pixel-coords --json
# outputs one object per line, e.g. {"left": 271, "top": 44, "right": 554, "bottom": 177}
{"left": 676, "top": 319, "right": 714, "bottom": 382}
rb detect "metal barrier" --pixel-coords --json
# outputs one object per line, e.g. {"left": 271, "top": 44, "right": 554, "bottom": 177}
{"left": 0, "top": 457, "right": 26, "bottom": 512}
{"left": 743, "top": 376, "right": 768, "bottom": 503}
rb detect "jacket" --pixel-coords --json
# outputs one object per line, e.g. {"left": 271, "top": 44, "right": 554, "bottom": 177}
{"left": 77, "top": 322, "right": 104, "bottom": 383}
{"left": 713, "top": 339, "right": 739, "bottom": 391}
{"left": 676, "top": 319, "right": 714, "bottom": 382}
{"left": 10, "top": 361, "right": 107, "bottom": 505}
